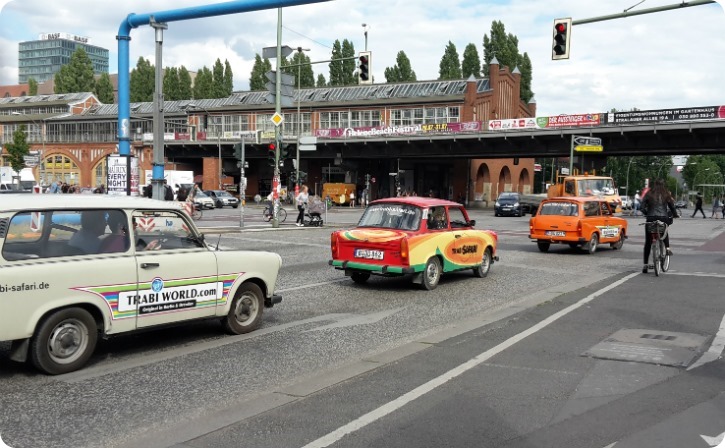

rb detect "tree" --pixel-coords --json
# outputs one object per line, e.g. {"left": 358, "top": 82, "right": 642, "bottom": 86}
{"left": 178, "top": 66, "right": 193, "bottom": 99}
{"left": 316, "top": 73, "right": 327, "bottom": 87}
{"left": 341, "top": 39, "right": 356, "bottom": 85}
{"left": 384, "top": 51, "right": 416, "bottom": 83}
{"left": 163, "top": 67, "right": 181, "bottom": 101}
{"left": 482, "top": 20, "right": 534, "bottom": 103}
{"left": 193, "top": 66, "right": 214, "bottom": 99}
{"left": 54, "top": 48, "right": 95, "bottom": 94}
{"left": 286, "top": 51, "right": 315, "bottom": 88}
{"left": 223, "top": 59, "right": 234, "bottom": 96}
{"left": 94, "top": 72, "right": 115, "bottom": 103}
{"left": 249, "top": 54, "right": 272, "bottom": 91}
{"left": 4, "top": 125, "right": 30, "bottom": 177}
{"left": 329, "top": 40, "right": 345, "bottom": 86}
{"left": 212, "top": 58, "right": 225, "bottom": 98}
{"left": 438, "top": 41, "right": 462, "bottom": 80}
{"left": 461, "top": 43, "right": 481, "bottom": 78}
{"left": 28, "top": 78, "right": 38, "bottom": 96}
{"left": 130, "top": 57, "right": 155, "bottom": 102}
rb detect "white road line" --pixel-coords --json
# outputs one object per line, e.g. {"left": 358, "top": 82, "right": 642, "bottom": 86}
{"left": 278, "top": 278, "right": 348, "bottom": 293}
{"left": 301, "top": 272, "right": 639, "bottom": 448}
{"left": 688, "top": 313, "right": 725, "bottom": 371}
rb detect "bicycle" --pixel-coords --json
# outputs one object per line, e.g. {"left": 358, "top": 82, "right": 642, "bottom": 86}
{"left": 640, "top": 220, "right": 670, "bottom": 276}
{"left": 183, "top": 201, "right": 202, "bottom": 221}
{"left": 262, "top": 204, "right": 287, "bottom": 222}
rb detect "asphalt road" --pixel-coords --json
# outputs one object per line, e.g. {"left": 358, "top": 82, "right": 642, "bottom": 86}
{"left": 1, "top": 206, "right": 724, "bottom": 448}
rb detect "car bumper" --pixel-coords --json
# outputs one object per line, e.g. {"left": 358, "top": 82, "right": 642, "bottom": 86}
{"left": 329, "top": 259, "right": 415, "bottom": 275}
{"left": 495, "top": 207, "right": 522, "bottom": 216}
{"left": 529, "top": 234, "right": 586, "bottom": 243}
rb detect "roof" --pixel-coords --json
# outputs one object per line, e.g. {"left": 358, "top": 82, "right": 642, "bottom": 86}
{"left": 0, "top": 194, "right": 183, "bottom": 213}
{"left": 544, "top": 196, "right": 609, "bottom": 203}
{"left": 370, "top": 197, "right": 464, "bottom": 208}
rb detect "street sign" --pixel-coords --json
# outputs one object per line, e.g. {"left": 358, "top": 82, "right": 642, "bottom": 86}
{"left": 262, "top": 45, "right": 295, "bottom": 59}
{"left": 561, "top": 167, "right": 570, "bottom": 175}
{"left": 573, "top": 136, "right": 602, "bottom": 146}
{"left": 575, "top": 145, "right": 604, "bottom": 152}
{"left": 299, "top": 145, "right": 317, "bottom": 151}
{"left": 300, "top": 136, "right": 317, "bottom": 145}
{"left": 271, "top": 113, "right": 284, "bottom": 126}
{"left": 265, "top": 70, "right": 295, "bottom": 108}
{"left": 534, "top": 163, "right": 542, "bottom": 172}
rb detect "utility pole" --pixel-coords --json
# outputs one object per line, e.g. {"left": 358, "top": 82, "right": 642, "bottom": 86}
{"left": 239, "top": 135, "right": 246, "bottom": 228}
{"left": 272, "top": 7, "right": 283, "bottom": 228}
{"left": 295, "top": 47, "right": 309, "bottom": 199}
{"left": 150, "top": 18, "right": 168, "bottom": 200}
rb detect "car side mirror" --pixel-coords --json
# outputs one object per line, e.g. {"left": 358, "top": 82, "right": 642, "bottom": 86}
{"left": 468, "top": 219, "right": 476, "bottom": 227}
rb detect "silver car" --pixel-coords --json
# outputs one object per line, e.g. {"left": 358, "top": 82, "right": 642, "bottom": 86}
{"left": 205, "top": 190, "right": 240, "bottom": 208}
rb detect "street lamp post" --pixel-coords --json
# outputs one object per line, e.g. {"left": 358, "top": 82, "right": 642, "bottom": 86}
{"left": 185, "top": 103, "right": 222, "bottom": 190}
{"left": 362, "top": 23, "right": 369, "bottom": 51}
{"left": 295, "top": 47, "right": 310, "bottom": 198}
{"left": 624, "top": 157, "right": 635, "bottom": 199}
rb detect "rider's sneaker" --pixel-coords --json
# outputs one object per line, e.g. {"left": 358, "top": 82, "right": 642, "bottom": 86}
{"left": 666, "top": 248, "right": 673, "bottom": 255}
{"left": 642, "top": 265, "right": 648, "bottom": 274}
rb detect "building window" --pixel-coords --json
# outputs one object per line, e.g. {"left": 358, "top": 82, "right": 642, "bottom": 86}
{"left": 319, "top": 111, "right": 349, "bottom": 129}
{"left": 350, "top": 110, "right": 382, "bottom": 128}
{"left": 44, "top": 155, "right": 80, "bottom": 186}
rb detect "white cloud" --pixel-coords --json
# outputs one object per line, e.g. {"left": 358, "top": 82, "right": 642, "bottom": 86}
{"left": 0, "top": 0, "right": 723, "bottom": 117}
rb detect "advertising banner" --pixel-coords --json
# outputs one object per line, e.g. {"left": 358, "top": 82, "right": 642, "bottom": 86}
{"left": 488, "top": 117, "right": 539, "bottom": 131}
{"left": 315, "top": 121, "right": 482, "bottom": 138}
{"left": 107, "top": 155, "right": 139, "bottom": 196}
{"left": 605, "top": 106, "right": 725, "bottom": 124}
{"left": 536, "top": 114, "right": 601, "bottom": 128}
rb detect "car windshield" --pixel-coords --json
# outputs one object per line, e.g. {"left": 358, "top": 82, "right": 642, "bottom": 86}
{"left": 196, "top": 191, "right": 209, "bottom": 199}
{"left": 498, "top": 193, "right": 518, "bottom": 200}
{"left": 540, "top": 201, "right": 578, "bottom": 216}
{"left": 358, "top": 204, "right": 422, "bottom": 231}
{"left": 578, "top": 179, "right": 616, "bottom": 196}
{"left": 216, "top": 191, "right": 233, "bottom": 197}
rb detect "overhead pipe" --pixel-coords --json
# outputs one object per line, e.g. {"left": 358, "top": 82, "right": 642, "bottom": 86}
{"left": 116, "top": 0, "right": 332, "bottom": 157}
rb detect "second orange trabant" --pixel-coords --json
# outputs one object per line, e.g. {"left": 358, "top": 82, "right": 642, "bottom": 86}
{"left": 529, "top": 197, "right": 628, "bottom": 254}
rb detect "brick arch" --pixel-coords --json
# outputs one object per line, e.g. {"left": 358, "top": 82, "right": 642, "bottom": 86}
{"left": 518, "top": 168, "right": 531, "bottom": 193}
{"left": 474, "top": 162, "right": 492, "bottom": 203}
{"left": 497, "top": 166, "right": 512, "bottom": 198}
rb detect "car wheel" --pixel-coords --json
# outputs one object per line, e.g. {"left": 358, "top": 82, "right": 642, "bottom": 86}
{"left": 351, "top": 272, "right": 370, "bottom": 284}
{"left": 610, "top": 234, "right": 625, "bottom": 250}
{"left": 473, "top": 248, "right": 492, "bottom": 278}
{"left": 586, "top": 233, "right": 599, "bottom": 254}
{"left": 537, "top": 242, "right": 550, "bottom": 253}
{"left": 420, "top": 257, "right": 442, "bottom": 290}
{"left": 31, "top": 307, "right": 97, "bottom": 375}
{"left": 232, "top": 205, "right": 239, "bottom": 209}
{"left": 215, "top": 200, "right": 223, "bottom": 208}
{"left": 222, "top": 283, "right": 264, "bottom": 335}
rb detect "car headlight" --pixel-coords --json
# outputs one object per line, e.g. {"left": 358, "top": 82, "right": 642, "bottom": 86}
{"left": 513, "top": 202, "right": 519, "bottom": 207}
{"left": 495, "top": 202, "right": 500, "bottom": 207}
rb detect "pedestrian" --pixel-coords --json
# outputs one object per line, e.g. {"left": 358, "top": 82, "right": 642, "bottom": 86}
{"left": 163, "top": 179, "right": 174, "bottom": 201}
{"left": 349, "top": 190, "right": 355, "bottom": 208}
{"left": 633, "top": 191, "right": 641, "bottom": 216}
{"left": 295, "top": 185, "right": 309, "bottom": 227}
{"left": 691, "top": 192, "right": 706, "bottom": 218}
{"left": 361, "top": 187, "right": 368, "bottom": 207}
{"left": 641, "top": 178, "right": 678, "bottom": 273}
{"left": 711, "top": 195, "right": 722, "bottom": 219}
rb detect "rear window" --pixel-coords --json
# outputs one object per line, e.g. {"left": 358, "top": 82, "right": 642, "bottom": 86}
{"left": 540, "top": 202, "right": 578, "bottom": 216}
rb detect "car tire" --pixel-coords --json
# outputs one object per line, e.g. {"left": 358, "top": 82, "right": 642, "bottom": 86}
{"left": 232, "top": 205, "right": 239, "bottom": 209}
{"left": 30, "top": 307, "right": 98, "bottom": 375}
{"left": 420, "top": 257, "right": 442, "bottom": 290}
{"left": 473, "top": 248, "right": 492, "bottom": 278}
{"left": 610, "top": 234, "right": 625, "bottom": 250}
{"left": 537, "top": 242, "right": 550, "bottom": 253}
{"left": 351, "top": 272, "right": 370, "bottom": 284}
{"left": 215, "top": 201, "right": 223, "bottom": 209}
{"left": 586, "top": 233, "right": 599, "bottom": 254}
{"left": 222, "top": 283, "right": 264, "bottom": 335}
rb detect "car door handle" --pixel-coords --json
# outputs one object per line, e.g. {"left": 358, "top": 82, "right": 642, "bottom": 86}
{"left": 140, "top": 263, "right": 159, "bottom": 269}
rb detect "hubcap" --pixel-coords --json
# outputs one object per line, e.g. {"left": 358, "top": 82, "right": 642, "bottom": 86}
{"left": 235, "top": 294, "right": 258, "bottom": 324}
{"left": 481, "top": 253, "right": 490, "bottom": 273}
{"left": 48, "top": 319, "right": 87, "bottom": 364}
{"left": 426, "top": 261, "right": 439, "bottom": 284}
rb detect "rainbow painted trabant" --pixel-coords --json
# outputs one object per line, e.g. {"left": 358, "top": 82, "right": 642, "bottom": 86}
{"left": 329, "top": 197, "right": 498, "bottom": 290}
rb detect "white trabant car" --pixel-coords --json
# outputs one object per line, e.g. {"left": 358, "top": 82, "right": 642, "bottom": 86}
{"left": 0, "top": 195, "right": 282, "bottom": 375}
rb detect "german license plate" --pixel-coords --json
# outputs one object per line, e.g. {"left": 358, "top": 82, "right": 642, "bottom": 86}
{"left": 354, "top": 249, "right": 384, "bottom": 260}
{"left": 545, "top": 231, "right": 566, "bottom": 237}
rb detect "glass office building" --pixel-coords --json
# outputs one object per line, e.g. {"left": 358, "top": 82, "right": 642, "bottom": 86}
{"left": 18, "top": 33, "right": 109, "bottom": 84}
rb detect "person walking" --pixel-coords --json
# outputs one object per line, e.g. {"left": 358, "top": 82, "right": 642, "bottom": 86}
{"left": 295, "top": 185, "right": 309, "bottom": 227}
{"left": 711, "top": 195, "right": 722, "bottom": 219}
{"left": 641, "top": 178, "right": 678, "bottom": 273}
{"left": 633, "top": 191, "right": 641, "bottom": 216}
{"left": 691, "top": 192, "right": 706, "bottom": 218}
{"left": 349, "top": 190, "right": 355, "bottom": 208}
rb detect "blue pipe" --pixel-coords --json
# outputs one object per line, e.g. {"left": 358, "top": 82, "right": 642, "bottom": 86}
{"left": 116, "top": 0, "right": 332, "bottom": 157}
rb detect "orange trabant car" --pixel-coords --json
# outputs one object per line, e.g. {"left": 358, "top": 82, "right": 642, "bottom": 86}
{"left": 329, "top": 197, "right": 498, "bottom": 290}
{"left": 529, "top": 197, "right": 628, "bottom": 254}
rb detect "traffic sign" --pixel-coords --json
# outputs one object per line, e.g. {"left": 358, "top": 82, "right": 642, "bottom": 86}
{"left": 271, "top": 113, "right": 284, "bottom": 127}
{"left": 299, "top": 145, "right": 316, "bottom": 151}
{"left": 573, "top": 136, "right": 602, "bottom": 146}
{"left": 534, "top": 163, "right": 542, "bottom": 172}
{"left": 575, "top": 145, "right": 604, "bottom": 153}
{"left": 299, "top": 136, "right": 317, "bottom": 145}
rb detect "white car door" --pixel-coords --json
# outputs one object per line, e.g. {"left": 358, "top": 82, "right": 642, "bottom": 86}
{"left": 131, "top": 210, "right": 219, "bottom": 329}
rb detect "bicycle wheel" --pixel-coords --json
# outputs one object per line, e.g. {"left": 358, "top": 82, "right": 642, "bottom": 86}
{"left": 660, "top": 240, "right": 670, "bottom": 272}
{"left": 192, "top": 208, "right": 202, "bottom": 220}
{"left": 262, "top": 207, "right": 272, "bottom": 222}
{"left": 278, "top": 208, "right": 288, "bottom": 222}
{"left": 653, "top": 237, "right": 661, "bottom": 277}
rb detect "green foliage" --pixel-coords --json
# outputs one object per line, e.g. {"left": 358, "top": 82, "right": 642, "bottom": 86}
{"left": 94, "top": 72, "right": 115, "bottom": 103}
{"left": 316, "top": 73, "right": 327, "bottom": 87}
{"left": 193, "top": 66, "right": 214, "bottom": 99}
{"left": 384, "top": 51, "right": 416, "bottom": 83}
{"left": 28, "top": 78, "right": 38, "bottom": 96}
{"left": 130, "top": 57, "right": 155, "bottom": 102}
{"left": 461, "top": 43, "right": 481, "bottom": 78}
{"left": 341, "top": 39, "right": 356, "bottom": 85}
{"left": 163, "top": 67, "right": 181, "bottom": 101}
{"left": 223, "top": 60, "right": 234, "bottom": 96}
{"left": 285, "top": 52, "right": 315, "bottom": 88}
{"left": 249, "top": 54, "right": 271, "bottom": 91}
{"left": 482, "top": 20, "right": 534, "bottom": 103}
{"left": 683, "top": 155, "right": 723, "bottom": 196}
{"left": 438, "top": 41, "right": 461, "bottom": 80}
{"left": 329, "top": 40, "right": 345, "bottom": 86}
{"left": 212, "top": 58, "right": 225, "bottom": 98}
{"left": 5, "top": 125, "right": 30, "bottom": 174}
{"left": 54, "top": 48, "right": 95, "bottom": 94}
{"left": 605, "top": 155, "right": 676, "bottom": 199}
{"left": 178, "top": 66, "right": 193, "bottom": 99}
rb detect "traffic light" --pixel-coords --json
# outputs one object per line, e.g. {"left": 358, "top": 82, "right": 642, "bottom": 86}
{"left": 267, "top": 143, "right": 276, "bottom": 167}
{"left": 552, "top": 18, "right": 572, "bottom": 60}
{"left": 358, "top": 51, "right": 371, "bottom": 85}
{"left": 280, "top": 144, "right": 291, "bottom": 159}
{"left": 233, "top": 143, "right": 243, "bottom": 160}
{"left": 298, "top": 171, "right": 307, "bottom": 183}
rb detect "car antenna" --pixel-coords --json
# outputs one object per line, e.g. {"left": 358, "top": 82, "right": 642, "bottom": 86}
{"left": 215, "top": 233, "right": 222, "bottom": 251}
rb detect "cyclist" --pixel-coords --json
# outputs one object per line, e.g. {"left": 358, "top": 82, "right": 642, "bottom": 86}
{"left": 640, "top": 178, "right": 678, "bottom": 273}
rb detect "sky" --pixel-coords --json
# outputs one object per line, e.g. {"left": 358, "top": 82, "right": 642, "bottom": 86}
{"left": 0, "top": 0, "right": 723, "bottom": 117}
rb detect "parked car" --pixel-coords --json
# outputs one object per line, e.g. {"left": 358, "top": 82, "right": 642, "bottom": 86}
{"left": 193, "top": 190, "right": 216, "bottom": 209}
{"left": 329, "top": 197, "right": 499, "bottom": 290}
{"left": 494, "top": 192, "right": 524, "bottom": 217}
{"left": 0, "top": 195, "right": 282, "bottom": 374}
{"left": 204, "top": 190, "right": 240, "bottom": 208}
{"left": 675, "top": 200, "right": 688, "bottom": 209}
{"left": 529, "top": 197, "right": 628, "bottom": 254}
{"left": 620, "top": 196, "right": 633, "bottom": 210}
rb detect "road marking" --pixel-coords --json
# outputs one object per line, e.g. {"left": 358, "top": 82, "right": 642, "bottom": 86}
{"left": 701, "top": 430, "right": 725, "bottom": 447}
{"left": 667, "top": 272, "right": 725, "bottom": 278}
{"left": 688, "top": 312, "right": 725, "bottom": 371}
{"left": 278, "top": 278, "right": 348, "bottom": 293}
{"left": 301, "top": 272, "right": 639, "bottom": 448}
{"left": 305, "top": 307, "right": 407, "bottom": 332}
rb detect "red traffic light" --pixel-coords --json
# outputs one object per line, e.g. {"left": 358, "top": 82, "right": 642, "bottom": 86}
{"left": 555, "top": 23, "right": 566, "bottom": 33}
{"left": 359, "top": 55, "right": 368, "bottom": 64}
{"left": 268, "top": 143, "right": 276, "bottom": 151}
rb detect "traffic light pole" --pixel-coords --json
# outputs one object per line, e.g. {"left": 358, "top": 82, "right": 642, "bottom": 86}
{"left": 272, "top": 7, "right": 283, "bottom": 228}
{"left": 571, "top": 0, "right": 713, "bottom": 25}
{"left": 239, "top": 135, "right": 245, "bottom": 228}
